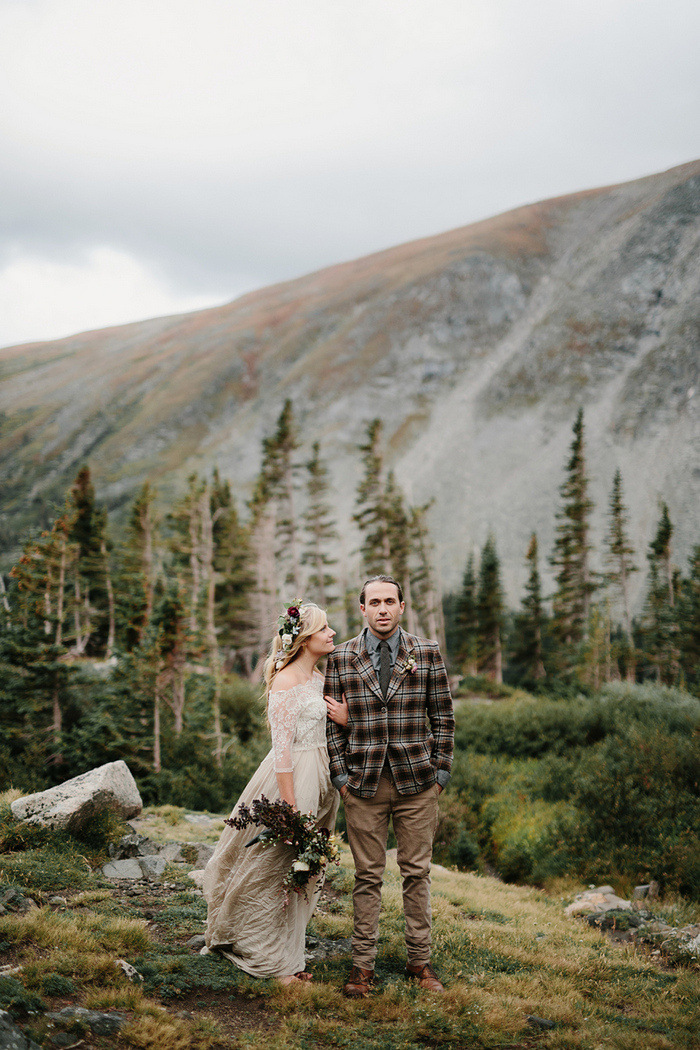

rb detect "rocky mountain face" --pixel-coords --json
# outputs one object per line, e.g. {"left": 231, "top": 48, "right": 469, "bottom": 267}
{"left": 1, "top": 160, "right": 698, "bottom": 603}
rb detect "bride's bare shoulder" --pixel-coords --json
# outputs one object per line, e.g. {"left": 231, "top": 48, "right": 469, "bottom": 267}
{"left": 269, "top": 667, "right": 302, "bottom": 693}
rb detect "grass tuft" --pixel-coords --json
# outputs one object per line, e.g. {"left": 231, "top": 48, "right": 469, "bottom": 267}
{"left": 147, "top": 804, "right": 187, "bottom": 827}
{"left": 84, "top": 985, "right": 148, "bottom": 1011}
{"left": 121, "top": 1012, "right": 222, "bottom": 1049}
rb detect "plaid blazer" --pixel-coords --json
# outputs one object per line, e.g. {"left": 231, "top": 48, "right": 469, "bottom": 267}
{"left": 325, "top": 627, "right": 455, "bottom": 798}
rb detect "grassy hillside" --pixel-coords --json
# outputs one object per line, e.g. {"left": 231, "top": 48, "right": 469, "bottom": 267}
{"left": 1, "top": 798, "right": 698, "bottom": 1049}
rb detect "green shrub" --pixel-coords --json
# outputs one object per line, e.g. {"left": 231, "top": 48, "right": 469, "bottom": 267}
{"left": 0, "top": 847, "right": 92, "bottom": 893}
{"left": 489, "top": 799, "right": 576, "bottom": 884}
{"left": 448, "top": 683, "right": 700, "bottom": 897}
{"left": 433, "top": 791, "right": 482, "bottom": 868}
{"left": 447, "top": 830, "right": 480, "bottom": 870}
{"left": 41, "top": 972, "right": 76, "bottom": 997}
{"left": 570, "top": 723, "right": 700, "bottom": 897}
{"left": 0, "top": 975, "right": 46, "bottom": 1017}
{"left": 455, "top": 683, "right": 700, "bottom": 760}
{"left": 455, "top": 675, "right": 524, "bottom": 700}
{"left": 220, "top": 675, "right": 266, "bottom": 742}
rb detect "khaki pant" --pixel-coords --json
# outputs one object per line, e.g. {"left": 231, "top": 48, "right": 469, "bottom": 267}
{"left": 343, "top": 773, "right": 440, "bottom": 970}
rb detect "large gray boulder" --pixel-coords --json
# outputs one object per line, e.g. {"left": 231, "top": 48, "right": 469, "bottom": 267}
{"left": 10, "top": 761, "right": 142, "bottom": 832}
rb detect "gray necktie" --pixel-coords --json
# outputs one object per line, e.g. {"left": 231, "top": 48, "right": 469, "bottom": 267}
{"left": 379, "top": 640, "right": 391, "bottom": 699}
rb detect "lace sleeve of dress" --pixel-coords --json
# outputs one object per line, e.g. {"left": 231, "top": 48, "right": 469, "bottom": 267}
{"left": 268, "top": 686, "right": 306, "bottom": 773}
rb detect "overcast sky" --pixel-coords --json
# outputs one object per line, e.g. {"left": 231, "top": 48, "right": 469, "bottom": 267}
{"left": 1, "top": 0, "right": 698, "bottom": 350}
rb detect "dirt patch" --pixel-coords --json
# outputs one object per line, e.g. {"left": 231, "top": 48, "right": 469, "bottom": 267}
{"left": 170, "top": 989, "right": 280, "bottom": 1038}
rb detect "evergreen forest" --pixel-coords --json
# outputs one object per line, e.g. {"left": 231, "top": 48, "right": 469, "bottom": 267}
{"left": 1, "top": 403, "right": 699, "bottom": 897}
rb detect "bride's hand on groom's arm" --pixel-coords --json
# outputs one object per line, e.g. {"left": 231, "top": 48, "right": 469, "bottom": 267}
{"left": 325, "top": 692, "right": 348, "bottom": 727}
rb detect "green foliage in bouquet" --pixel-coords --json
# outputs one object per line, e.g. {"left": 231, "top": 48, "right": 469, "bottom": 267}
{"left": 227, "top": 796, "right": 340, "bottom": 905}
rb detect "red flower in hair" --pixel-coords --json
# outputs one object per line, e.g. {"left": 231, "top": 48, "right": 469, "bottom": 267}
{"left": 287, "top": 605, "right": 300, "bottom": 618}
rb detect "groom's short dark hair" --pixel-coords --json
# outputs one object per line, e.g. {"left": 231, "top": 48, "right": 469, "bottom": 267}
{"left": 360, "top": 575, "right": 404, "bottom": 605}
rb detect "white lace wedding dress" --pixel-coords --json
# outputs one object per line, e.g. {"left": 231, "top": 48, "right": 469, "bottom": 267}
{"left": 202, "top": 672, "right": 339, "bottom": 977}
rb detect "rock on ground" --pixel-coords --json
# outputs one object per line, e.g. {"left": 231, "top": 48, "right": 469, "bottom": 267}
{"left": 138, "top": 855, "right": 167, "bottom": 878}
{"left": 46, "top": 1008, "right": 126, "bottom": 1037}
{"left": 108, "top": 832, "right": 159, "bottom": 859}
{"left": 565, "top": 886, "right": 632, "bottom": 917}
{"left": 10, "top": 761, "right": 142, "bottom": 833}
{"left": 566, "top": 886, "right": 700, "bottom": 964}
{"left": 0, "top": 1010, "right": 42, "bottom": 1050}
{"left": 102, "top": 859, "right": 144, "bottom": 880}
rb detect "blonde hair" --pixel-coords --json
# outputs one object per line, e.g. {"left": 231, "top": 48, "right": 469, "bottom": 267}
{"left": 262, "top": 602, "right": 327, "bottom": 698}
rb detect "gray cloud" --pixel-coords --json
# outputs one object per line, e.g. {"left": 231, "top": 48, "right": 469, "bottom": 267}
{"left": 0, "top": 0, "right": 698, "bottom": 345}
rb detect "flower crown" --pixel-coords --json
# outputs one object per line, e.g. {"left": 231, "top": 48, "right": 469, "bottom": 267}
{"left": 275, "top": 601, "right": 303, "bottom": 669}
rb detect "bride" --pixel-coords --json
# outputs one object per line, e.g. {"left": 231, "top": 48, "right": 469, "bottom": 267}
{"left": 202, "top": 602, "right": 346, "bottom": 984}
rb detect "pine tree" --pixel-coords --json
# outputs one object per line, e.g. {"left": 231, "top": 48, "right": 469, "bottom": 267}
{"left": 642, "top": 502, "right": 680, "bottom": 683}
{"left": 66, "top": 466, "right": 111, "bottom": 655}
{"left": 5, "top": 520, "right": 76, "bottom": 776}
{"left": 246, "top": 403, "right": 303, "bottom": 667}
{"left": 301, "top": 442, "right": 339, "bottom": 609}
{"left": 0, "top": 617, "right": 72, "bottom": 783}
{"left": 126, "top": 622, "right": 163, "bottom": 773}
{"left": 384, "top": 471, "right": 415, "bottom": 627}
{"left": 603, "top": 469, "right": 638, "bottom": 680}
{"left": 167, "top": 474, "right": 207, "bottom": 638}
{"left": 455, "top": 553, "right": 478, "bottom": 675}
{"left": 167, "top": 470, "right": 253, "bottom": 762}
{"left": 649, "top": 502, "right": 675, "bottom": 607}
{"left": 0, "top": 574, "right": 11, "bottom": 630}
{"left": 99, "top": 508, "right": 116, "bottom": 658}
{"left": 550, "top": 409, "right": 596, "bottom": 661}
{"left": 210, "top": 470, "right": 256, "bottom": 674}
{"left": 408, "top": 503, "right": 445, "bottom": 647}
{"left": 512, "top": 533, "right": 546, "bottom": 683}
{"left": 678, "top": 545, "right": 700, "bottom": 692}
{"left": 267, "top": 400, "right": 302, "bottom": 592}
{"left": 248, "top": 459, "right": 281, "bottom": 673}
{"left": 354, "top": 419, "right": 391, "bottom": 575}
{"left": 578, "top": 602, "right": 611, "bottom": 690}
{"left": 152, "top": 580, "right": 190, "bottom": 739}
{"left": 118, "top": 482, "right": 158, "bottom": 650}
{"left": 477, "top": 535, "right": 504, "bottom": 682}
{"left": 8, "top": 501, "right": 84, "bottom": 756}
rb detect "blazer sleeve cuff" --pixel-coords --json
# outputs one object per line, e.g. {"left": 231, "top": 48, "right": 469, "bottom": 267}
{"left": 436, "top": 769, "right": 451, "bottom": 788}
{"left": 331, "top": 773, "right": 349, "bottom": 790}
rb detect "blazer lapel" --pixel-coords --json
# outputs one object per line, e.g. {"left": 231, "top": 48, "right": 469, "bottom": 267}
{"left": 385, "top": 629, "right": 415, "bottom": 702}
{"left": 350, "top": 636, "right": 383, "bottom": 702}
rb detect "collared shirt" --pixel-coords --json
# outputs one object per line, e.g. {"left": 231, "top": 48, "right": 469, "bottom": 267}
{"left": 363, "top": 625, "right": 401, "bottom": 673}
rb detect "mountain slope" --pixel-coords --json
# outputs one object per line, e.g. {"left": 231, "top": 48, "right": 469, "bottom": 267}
{"left": 1, "top": 160, "right": 699, "bottom": 599}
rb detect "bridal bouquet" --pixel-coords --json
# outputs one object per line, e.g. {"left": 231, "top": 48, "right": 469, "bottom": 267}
{"left": 226, "top": 796, "right": 340, "bottom": 905}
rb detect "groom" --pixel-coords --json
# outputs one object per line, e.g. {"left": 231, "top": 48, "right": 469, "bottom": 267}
{"left": 325, "top": 575, "right": 455, "bottom": 997}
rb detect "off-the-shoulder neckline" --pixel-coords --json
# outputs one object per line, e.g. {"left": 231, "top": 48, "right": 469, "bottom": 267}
{"left": 268, "top": 670, "right": 323, "bottom": 697}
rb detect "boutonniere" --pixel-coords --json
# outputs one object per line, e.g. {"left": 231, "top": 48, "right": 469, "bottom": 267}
{"left": 402, "top": 655, "right": 417, "bottom": 675}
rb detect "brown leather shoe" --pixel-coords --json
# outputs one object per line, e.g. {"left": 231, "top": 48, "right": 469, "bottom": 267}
{"left": 343, "top": 965, "right": 374, "bottom": 998}
{"left": 405, "top": 962, "right": 445, "bottom": 992}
